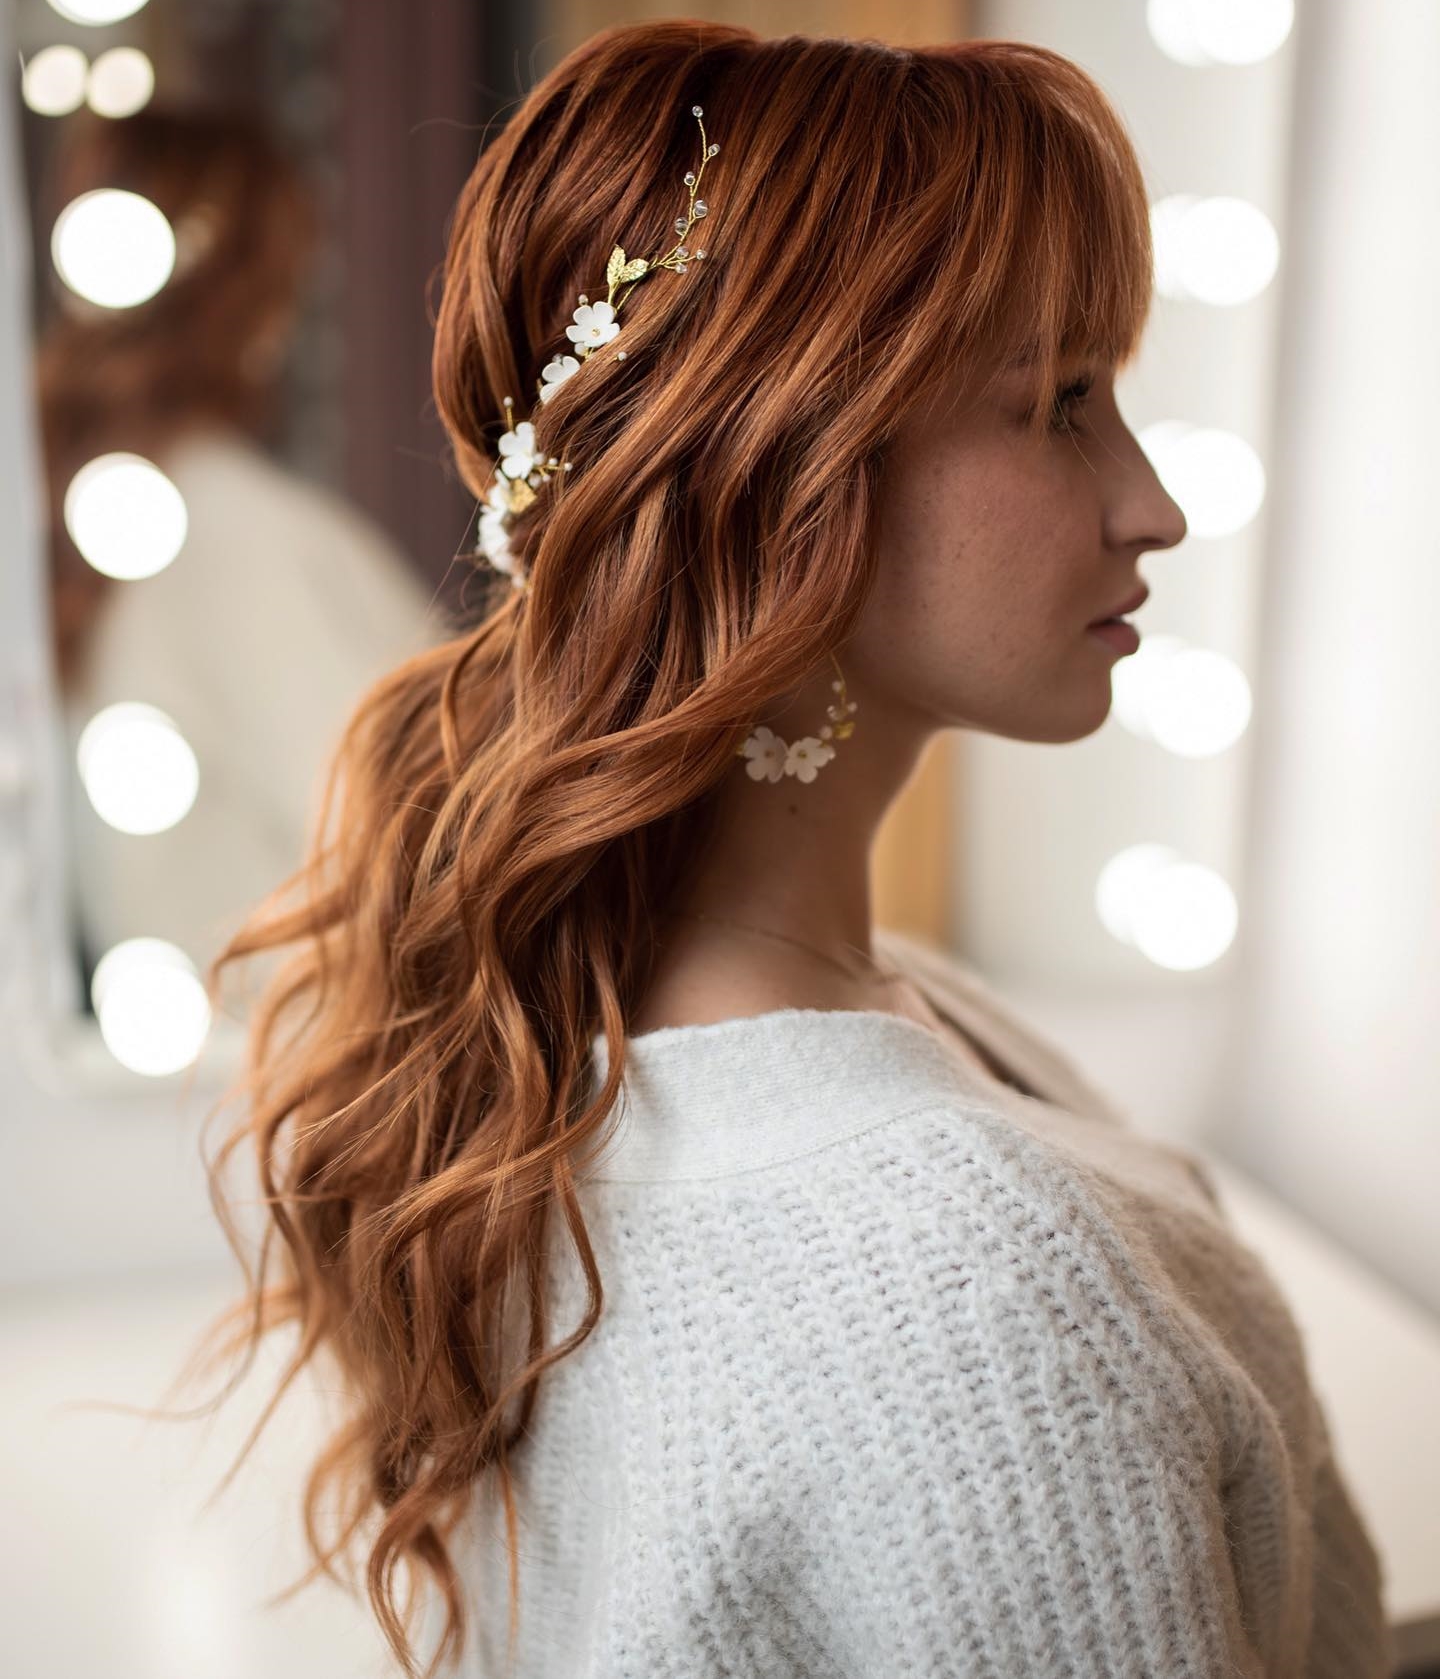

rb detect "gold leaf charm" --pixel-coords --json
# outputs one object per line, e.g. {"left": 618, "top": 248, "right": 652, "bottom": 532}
{"left": 505, "top": 477, "right": 537, "bottom": 515}
{"left": 616, "top": 257, "right": 649, "bottom": 283}
{"left": 605, "top": 244, "right": 628, "bottom": 287}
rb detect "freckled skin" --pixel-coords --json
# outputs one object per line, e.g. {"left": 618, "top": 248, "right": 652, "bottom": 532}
{"left": 634, "top": 360, "right": 1188, "bottom": 1033}
{"left": 848, "top": 361, "right": 1188, "bottom": 746}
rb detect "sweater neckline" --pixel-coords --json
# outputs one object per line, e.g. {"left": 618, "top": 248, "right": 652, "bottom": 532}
{"left": 583, "top": 928, "right": 1097, "bottom": 1182}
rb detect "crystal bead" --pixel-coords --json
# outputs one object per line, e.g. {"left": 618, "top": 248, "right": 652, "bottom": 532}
{"left": 675, "top": 262, "right": 687, "bottom": 273}
{"left": 674, "top": 217, "right": 687, "bottom": 235}
{"left": 684, "top": 171, "right": 695, "bottom": 185}
{"left": 578, "top": 293, "right": 588, "bottom": 304}
{"left": 615, "top": 349, "right": 626, "bottom": 360}
{"left": 831, "top": 679, "right": 843, "bottom": 690}
{"left": 695, "top": 249, "right": 705, "bottom": 259}
{"left": 692, "top": 104, "right": 703, "bottom": 116}
{"left": 693, "top": 200, "right": 707, "bottom": 217}
{"left": 708, "top": 143, "right": 719, "bottom": 156}
{"left": 677, "top": 246, "right": 689, "bottom": 258}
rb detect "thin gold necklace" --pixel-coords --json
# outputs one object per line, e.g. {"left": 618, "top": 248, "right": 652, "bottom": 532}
{"left": 658, "top": 907, "right": 1027, "bottom": 1093}
{"left": 658, "top": 907, "right": 907, "bottom": 989}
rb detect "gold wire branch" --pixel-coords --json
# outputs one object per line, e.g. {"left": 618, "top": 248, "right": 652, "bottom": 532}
{"left": 477, "top": 103, "right": 719, "bottom": 589}
{"left": 600, "top": 105, "right": 716, "bottom": 315}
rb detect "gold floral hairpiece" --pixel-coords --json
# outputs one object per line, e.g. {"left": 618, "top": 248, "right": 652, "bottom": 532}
{"left": 473, "top": 103, "right": 718, "bottom": 591}
{"left": 469, "top": 101, "right": 862, "bottom": 787}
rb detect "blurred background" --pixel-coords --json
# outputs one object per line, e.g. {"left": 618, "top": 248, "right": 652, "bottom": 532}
{"left": 2, "top": 1, "right": 1437, "bottom": 1674}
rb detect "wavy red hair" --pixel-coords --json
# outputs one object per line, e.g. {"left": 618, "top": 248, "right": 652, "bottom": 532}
{"left": 100, "top": 23, "right": 1157, "bottom": 1677}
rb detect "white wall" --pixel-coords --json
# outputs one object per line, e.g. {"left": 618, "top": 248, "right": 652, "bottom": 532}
{"left": 1213, "top": 0, "right": 1440, "bottom": 1310}
{"left": 963, "top": 0, "right": 1438, "bottom": 1315}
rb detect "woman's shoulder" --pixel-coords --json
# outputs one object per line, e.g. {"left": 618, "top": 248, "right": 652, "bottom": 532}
{"left": 154, "top": 429, "right": 417, "bottom": 577}
{"left": 147, "top": 426, "right": 446, "bottom": 645}
{"left": 875, "top": 924, "right": 1139, "bottom": 1129}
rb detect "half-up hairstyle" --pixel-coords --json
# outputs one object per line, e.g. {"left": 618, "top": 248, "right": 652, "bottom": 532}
{"left": 118, "top": 21, "right": 1157, "bottom": 1677}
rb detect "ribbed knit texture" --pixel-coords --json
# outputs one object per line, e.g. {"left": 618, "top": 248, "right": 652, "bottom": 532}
{"left": 430, "top": 929, "right": 1393, "bottom": 1679}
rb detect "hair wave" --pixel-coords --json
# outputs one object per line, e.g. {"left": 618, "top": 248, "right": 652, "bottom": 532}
{"left": 107, "top": 23, "right": 1156, "bottom": 1677}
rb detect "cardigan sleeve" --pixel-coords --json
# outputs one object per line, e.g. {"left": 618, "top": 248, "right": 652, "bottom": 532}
{"left": 1303, "top": 1393, "right": 1396, "bottom": 1676}
{"left": 806, "top": 1190, "right": 1278, "bottom": 1678}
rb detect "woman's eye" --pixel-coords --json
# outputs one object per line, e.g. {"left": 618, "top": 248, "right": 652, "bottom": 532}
{"left": 1048, "top": 374, "right": 1094, "bottom": 433}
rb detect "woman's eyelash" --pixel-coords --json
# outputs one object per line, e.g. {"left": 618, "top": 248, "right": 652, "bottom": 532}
{"left": 1048, "top": 374, "right": 1094, "bottom": 432}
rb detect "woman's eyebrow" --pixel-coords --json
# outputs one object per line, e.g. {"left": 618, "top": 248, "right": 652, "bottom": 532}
{"left": 1003, "top": 347, "right": 1103, "bottom": 371}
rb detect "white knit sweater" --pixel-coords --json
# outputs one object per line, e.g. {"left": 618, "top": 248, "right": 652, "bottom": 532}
{"left": 429, "top": 929, "right": 1393, "bottom": 1679}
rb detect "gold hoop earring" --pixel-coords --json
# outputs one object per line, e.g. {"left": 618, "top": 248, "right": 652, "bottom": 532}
{"left": 734, "top": 651, "right": 857, "bottom": 785}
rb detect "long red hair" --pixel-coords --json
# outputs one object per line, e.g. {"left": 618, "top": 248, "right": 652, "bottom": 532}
{"left": 105, "top": 23, "right": 1155, "bottom": 1677}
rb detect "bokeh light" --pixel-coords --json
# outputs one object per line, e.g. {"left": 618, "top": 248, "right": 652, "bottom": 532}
{"left": 63, "top": 453, "right": 188, "bottom": 581}
{"left": 51, "top": 187, "right": 175, "bottom": 309}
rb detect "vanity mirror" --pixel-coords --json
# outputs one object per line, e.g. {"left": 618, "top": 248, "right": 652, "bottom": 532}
{"left": 3, "top": 0, "right": 489, "bottom": 1112}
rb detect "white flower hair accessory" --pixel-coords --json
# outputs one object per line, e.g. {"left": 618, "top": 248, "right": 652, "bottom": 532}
{"left": 735, "top": 652, "right": 859, "bottom": 784}
{"left": 472, "top": 102, "right": 716, "bottom": 594}
{"left": 468, "top": 101, "right": 857, "bottom": 785}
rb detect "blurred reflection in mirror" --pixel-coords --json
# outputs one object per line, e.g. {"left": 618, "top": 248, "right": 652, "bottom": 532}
{"left": 35, "top": 103, "right": 450, "bottom": 1017}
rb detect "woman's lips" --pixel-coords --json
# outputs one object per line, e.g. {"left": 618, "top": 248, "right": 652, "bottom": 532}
{"left": 1087, "top": 617, "right": 1141, "bottom": 654}
{"left": 1088, "top": 583, "right": 1149, "bottom": 626}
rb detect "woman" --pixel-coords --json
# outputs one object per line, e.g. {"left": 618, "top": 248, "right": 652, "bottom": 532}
{"left": 176, "top": 22, "right": 1392, "bottom": 1678}
{"left": 36, "top": 104, "right": 442, "bottom": 985}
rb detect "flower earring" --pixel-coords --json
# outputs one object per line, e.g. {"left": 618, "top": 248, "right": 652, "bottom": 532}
{"left": 735, "top": 651, "right": 858, "bottom": 785}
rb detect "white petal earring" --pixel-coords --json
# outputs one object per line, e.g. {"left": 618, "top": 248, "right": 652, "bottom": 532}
{"left": 735, "top": 651, "right": 858, "bottom": 785}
